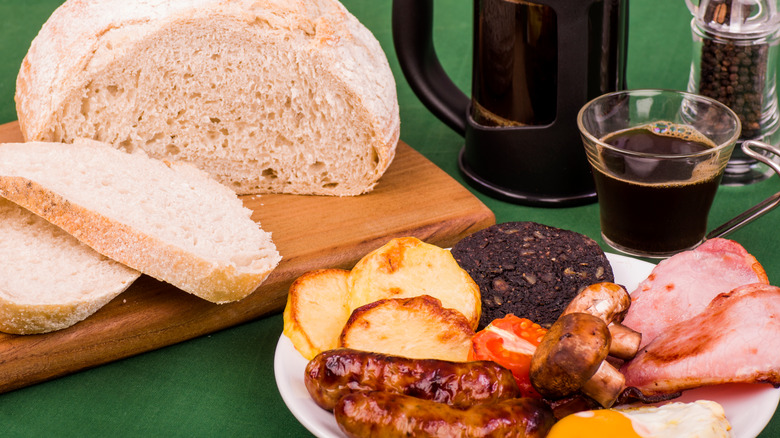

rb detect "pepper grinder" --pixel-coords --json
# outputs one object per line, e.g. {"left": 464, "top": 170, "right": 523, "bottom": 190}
{"left": 687, "top": 0, "right": 780, "bottom": 184}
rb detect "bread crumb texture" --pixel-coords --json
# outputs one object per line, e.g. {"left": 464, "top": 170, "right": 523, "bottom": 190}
{"left": 16, "top": 0, "right": 400, "bottom": 196}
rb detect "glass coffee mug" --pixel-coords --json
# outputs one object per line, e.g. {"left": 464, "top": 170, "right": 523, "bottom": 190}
{"left": 578, "top": 89, "right": 780, "bottom": 258}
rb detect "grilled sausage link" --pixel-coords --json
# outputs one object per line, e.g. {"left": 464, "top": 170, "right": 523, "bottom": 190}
{"left": 305, "top": 348, "right": 520, "bottom": 411}
{"left": 335, "top": 391, "right": 555, "bottom": 438}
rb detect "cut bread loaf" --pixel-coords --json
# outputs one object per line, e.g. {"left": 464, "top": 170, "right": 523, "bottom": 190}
{"left": 16, "top": 0, "right": 399, "bottom": 196}
{"left": 0, "top": 198, "right": 140, "bottom": 334}
{"left": 0, "top": 139, "right": 281, "bottom": 304}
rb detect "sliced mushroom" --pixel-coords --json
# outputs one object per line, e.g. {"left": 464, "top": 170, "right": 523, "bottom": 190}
{"left": 529, "top": 312, "right": 625, "bottom": 408}
{"left": 562, "top": 282, "right": 642, "bottom": 360}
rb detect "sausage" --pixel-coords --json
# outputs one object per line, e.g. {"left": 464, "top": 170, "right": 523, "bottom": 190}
{"left": 335, "top": 391, "right": 555, "bottom": 438}
{"left": 304, "top": 348, "right": 520, "bottom": 411}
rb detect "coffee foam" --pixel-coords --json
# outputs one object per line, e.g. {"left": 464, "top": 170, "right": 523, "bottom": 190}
{"left": 650, "top": 122, "right": 723, "bottom": 184}
{"left": 600, "top": 122, "right": 724, "bottom": 186}
{"left": 646, "top": 121, "right": 716, "bottom": 147}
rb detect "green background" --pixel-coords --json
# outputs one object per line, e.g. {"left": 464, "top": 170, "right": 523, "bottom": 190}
{"left": 0, "top": 0, "right": 777, "bottom": 436}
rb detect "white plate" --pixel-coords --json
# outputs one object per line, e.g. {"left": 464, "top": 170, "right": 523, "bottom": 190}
{"left": 274, "top": 253, "right": 780, "bottom": 438}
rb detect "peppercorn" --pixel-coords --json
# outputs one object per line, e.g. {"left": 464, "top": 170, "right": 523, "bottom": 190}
{"left": 699, "top": 37, "right": 768, "bottom": 139}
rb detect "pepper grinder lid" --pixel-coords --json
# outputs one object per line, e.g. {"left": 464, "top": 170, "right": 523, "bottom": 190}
{"left": 687, "top": 0, "right": 780, "bottom": 37}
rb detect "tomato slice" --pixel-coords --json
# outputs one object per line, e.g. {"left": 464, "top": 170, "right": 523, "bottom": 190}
{"left": 469, "top": 314, "right": 547, "bottom": 398}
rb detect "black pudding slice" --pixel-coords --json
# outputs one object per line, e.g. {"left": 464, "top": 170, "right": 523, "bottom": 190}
{"left": 451, "top": 222, "right": 614, "bottom": 329}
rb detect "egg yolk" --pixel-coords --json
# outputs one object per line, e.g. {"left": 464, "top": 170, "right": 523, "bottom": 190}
{"left": 547, "top": 409, "right": 644, "bottom": 438}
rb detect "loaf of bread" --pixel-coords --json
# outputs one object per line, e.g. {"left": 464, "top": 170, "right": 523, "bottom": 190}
{"left": 16, "top": 0, "right": 399, "bottom": 196}
{"left": 0, "top": 198, "right": 140, "bottom": 334}
{"left": 0, "top": 139, "right": 281, "bottom": 304}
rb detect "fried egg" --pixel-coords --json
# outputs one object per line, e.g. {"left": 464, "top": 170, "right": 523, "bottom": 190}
{"left": 547, "top": 400, "right": 732, "bottom": 438}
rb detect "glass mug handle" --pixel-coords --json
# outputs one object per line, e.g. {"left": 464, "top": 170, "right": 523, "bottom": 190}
{"left": 706, "top": 141, "right": 780, "bottom": 240}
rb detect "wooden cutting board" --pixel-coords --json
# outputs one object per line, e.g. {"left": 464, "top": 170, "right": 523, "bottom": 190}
{"left": 0, "top": 121, "right": 494, "bottom": 393}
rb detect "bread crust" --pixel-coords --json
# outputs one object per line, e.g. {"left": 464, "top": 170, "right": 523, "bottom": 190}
{"left": 0, "top": 198, "right": 140, "bottom": 334}
{"left": 0, "top": 289, "right": 130, "bottom": 335}
{"left": 16, "top": 0, "right": 399, "bottom": 196}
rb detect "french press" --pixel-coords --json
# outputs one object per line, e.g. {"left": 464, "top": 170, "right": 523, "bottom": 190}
{"left": 392, "top": 0, "right": 630, "bottom": 206}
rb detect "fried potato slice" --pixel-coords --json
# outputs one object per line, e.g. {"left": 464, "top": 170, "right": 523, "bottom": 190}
{"left": 283, "top": 268, "right": 351, "bottom": 360}
{"left": 347, "top": 237, "right": 481, "bottom": 329}
{"left": 339, "top": 295, "right": 475, "bottom": 362}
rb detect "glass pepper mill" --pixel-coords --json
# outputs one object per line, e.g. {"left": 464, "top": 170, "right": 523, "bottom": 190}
{"left": 687, "top": 0, "right": 780, "bottom": 184}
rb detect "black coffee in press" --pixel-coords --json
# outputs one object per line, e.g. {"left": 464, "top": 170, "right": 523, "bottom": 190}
{"left": 471, "top": 0, "right": 627, "bottom": 127}
{"left": 471, "top": 0, "right": 557, "bottom": 126}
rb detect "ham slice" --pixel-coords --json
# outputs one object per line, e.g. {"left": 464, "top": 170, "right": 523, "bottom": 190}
{"left": 622, "top": 283, "right": 780, "bottom": 395}
{"left": 621, "top": 238, "right": 767, "bottom": 348}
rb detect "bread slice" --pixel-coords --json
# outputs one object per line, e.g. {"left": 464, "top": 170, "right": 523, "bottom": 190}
{"left": 16, "top": 0, "right": 399, "bottom": 196}
{"left": 0, "top": 198, "right": 140, "bottom": 334}
{"left": 0, "top": 139, "right": 281, "bottom": 304}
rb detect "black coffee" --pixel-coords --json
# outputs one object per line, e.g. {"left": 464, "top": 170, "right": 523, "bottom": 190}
{"left": 471, "top": 0, "right": 627, "bottom": 127}
{"left": 471, "top": 0, "right": 557, "bottom": 126}
{"left": 595, "top": 124, "right": 723, "bottom": 255}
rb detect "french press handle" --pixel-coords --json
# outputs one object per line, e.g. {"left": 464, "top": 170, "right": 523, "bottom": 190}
{"left": 391, "top": 0, "right": 469, "bottom": 136}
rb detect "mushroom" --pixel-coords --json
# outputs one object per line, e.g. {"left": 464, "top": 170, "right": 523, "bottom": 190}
{"left": 561, "top": 282, "right": 642, "bottom": 360}
{"left": 529, "top": 312, "right": 625, "bottom": 408}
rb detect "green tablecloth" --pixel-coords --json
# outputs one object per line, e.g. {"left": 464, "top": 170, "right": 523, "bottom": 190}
{"left": 0, "top": 0, "right": 777, "bottom": 436}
